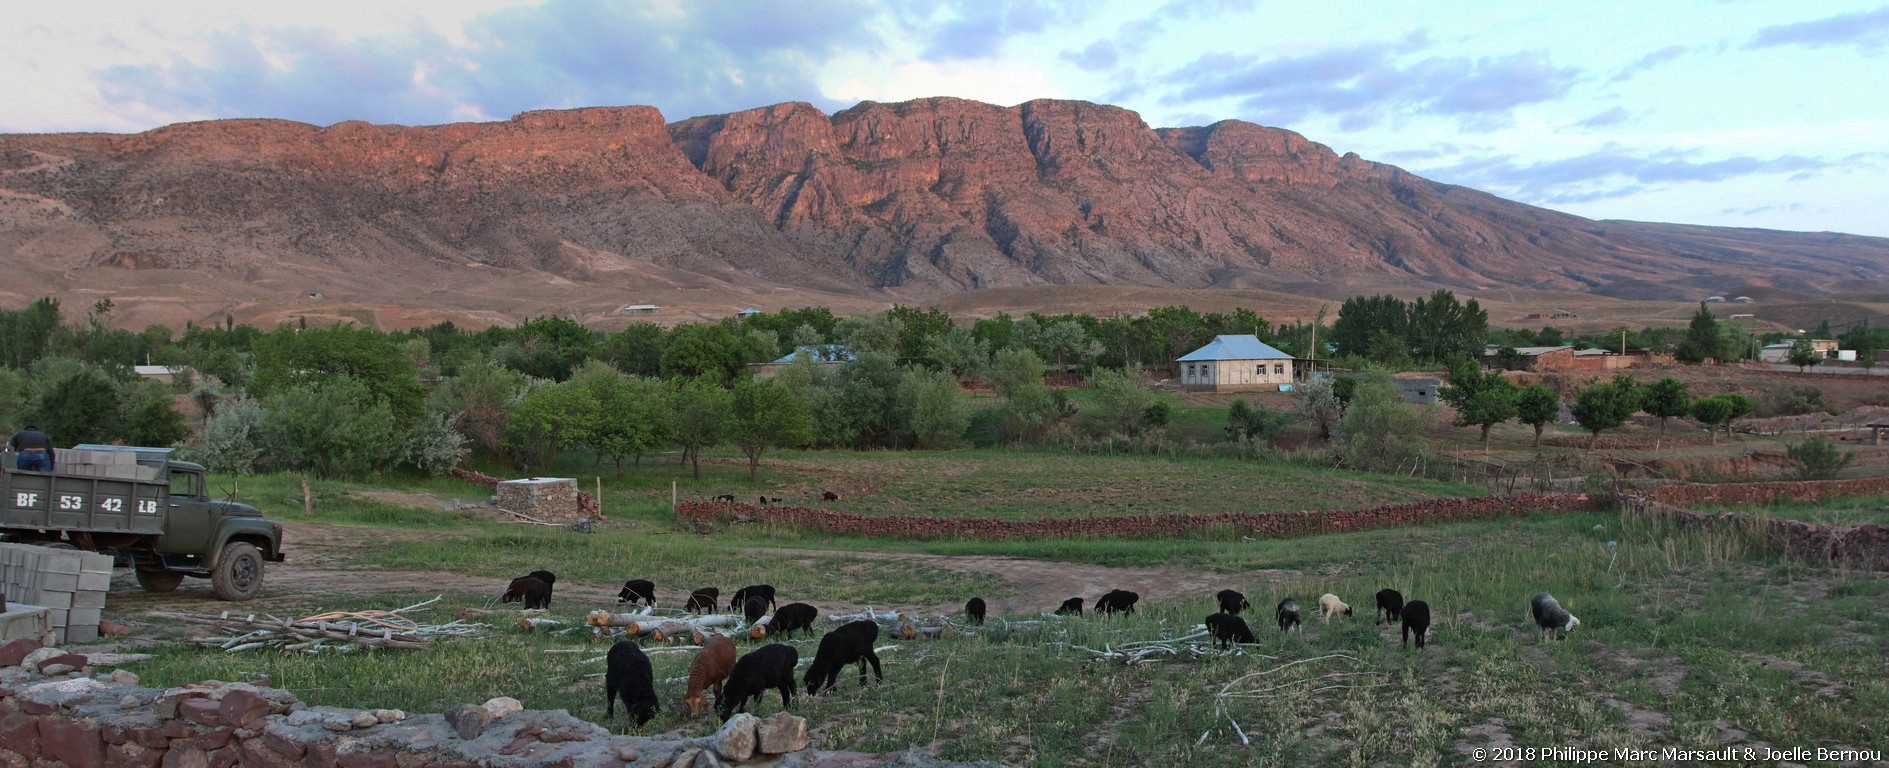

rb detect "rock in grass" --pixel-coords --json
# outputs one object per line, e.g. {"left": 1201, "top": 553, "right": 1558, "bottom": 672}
{"left": 757, "top": 712, "right": 809, "bottom": 754}
{"left": 444, "top": 703, "right": 492, "bottom": 740}
{"left": 482, "top": 696, "right": 523, "bottom": 719}
{"left": 708, "top": 713, "right": 759, "bottom": 762}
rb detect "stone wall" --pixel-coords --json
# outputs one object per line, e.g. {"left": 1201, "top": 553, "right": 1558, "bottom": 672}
{"left": 1647, "top": 476, "right": 1889, "bottom": 508}
{"left": 0, "top": 641, "right": 835, "bottom": 768}
{"left": 495, "top": 478, "right": 581, "bottom": 522}
{"left": 1618, "top": 494, "right": 1889, "bottom": 571}
{"left": 676, "top": 493, "right": 1601, "bottom": 541}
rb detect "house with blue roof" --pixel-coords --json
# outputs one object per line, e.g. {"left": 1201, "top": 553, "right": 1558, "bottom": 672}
{"left": 1175, "top": 335, "right": 1295, "bottom": 391}
{"left": 747, "top": 344, "right": 856, "bottom": 379}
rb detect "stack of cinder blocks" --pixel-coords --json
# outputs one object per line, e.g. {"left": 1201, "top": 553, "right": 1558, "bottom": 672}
{"left": 52, "top": 448, "right": 163, "bottom": 481}
{"left": 0, "top": 543, "right": 112, "bottom": 643}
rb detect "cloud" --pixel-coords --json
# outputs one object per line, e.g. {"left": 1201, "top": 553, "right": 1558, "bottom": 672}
{"left": 897, "top": 0, "right": 1083, "bottom": 61}
{"left": 1420, "top": 146, "right": 1833, "bottom": 204}
{"left": 99, "top": 0, "right": 881, "bottom": 126}
{"left": 1610, "top": 45, "right": 1689, "bottom": 82}
{"left": 1746, "top": 6, "right": 1889, "bottom": 52}
{"left": 1575, "top": 107, "right": 1631, "bottom": 128}
{"left": 1061, "top": 40, "right": 1120, "bottom": 71}
{"left": 1160, "top": 33, "right": 1579, "bottom": 130}
{"left": 1720, "top": 202, "right": 1806, "bottom": 216}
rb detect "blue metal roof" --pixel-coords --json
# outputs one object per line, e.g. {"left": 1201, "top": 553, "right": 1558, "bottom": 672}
{"left": 768, "top": 344, "right": 856, "bottom": 365}
{"left": 1175, "top": 335, "right": 1293, "bottom": 362}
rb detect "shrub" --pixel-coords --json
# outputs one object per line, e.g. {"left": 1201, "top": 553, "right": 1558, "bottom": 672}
{"left": 1336, "top": 371, "right": 1429, "bottom": 473}
{"left": 1786, "top": 436, "right": 1853, "bottom": 480}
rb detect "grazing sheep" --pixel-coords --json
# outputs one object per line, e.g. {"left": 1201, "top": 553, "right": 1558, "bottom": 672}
{"left": 804, "top": 620, "right": 883, "bottom": 694}
{"left": 1204, "top": 612, "right": 1255, "bottom": 648}
{"left": 764, "top": 602, "right": 820, "bottom": 638}
{"left": 759, "top": 495, "right": 769, "bottom": 505}
{"left": 502, "top": 577, "right": 552, "bottom": 609}
{"left": 685, "top": 588, "right": 720, "bottom": 613}
{"left": 1055, "top": 597, "right": 1084, "bottom": 616}
{"left": 731, "top": 584, "right": 778, "bottom": 612}
{"left": 718, "top": 643, "right": 799, "bottom": 721}
{"left": 617, "top": 579, "right": 657, "bottom": 607}
{"left": 1094, "top": 589, "right": 1140, "bottom": 615}
{"left": 682, "top": 635, "right": 737, "bottom": 716}
{"left": 821, "top": 491, "right": 840, "bottom": 501}
{"left": 1402, "top": 600, "right": 1432, "bottom": 649}
{"left": 1216, "top": 589, "right": 1250, "bottom": 615}
{"left": 743, "top": 595, "right": 769, "bottom": 625}
{"left": 1318, "top": 593, "right": 1354, "bottom": 622}
{"left": 1275, "top": 598, "right": 1301, "bottom": 633}
{"left": 965, "top": 597, "right": 987, "bottom": 625}
{"left": 1529, "top": 593, "right": 1581, "bottom": 641}
{"left": 1375, "top": 589, "right": 1405, "bottom": 624}
{"left": 713, "top": 494, "right": 735, "bottom": 502}
{"left": 604, "top": 640, "right": 660, "bottom": 725}
{"left": 526, "top": 570, "right": 557, "bottom": 587}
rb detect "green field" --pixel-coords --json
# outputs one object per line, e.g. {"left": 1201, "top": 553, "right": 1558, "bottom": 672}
{"left": 102, "top": 455, "right": 1889, "bottom": 767}
{"left": 1699, "top": 496, "right": 1889, "bottom": 527}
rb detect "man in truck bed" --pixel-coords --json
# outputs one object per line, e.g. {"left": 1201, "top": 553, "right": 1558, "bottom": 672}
{"left": 7, "top": 426, "right": 54, "bottom": 472}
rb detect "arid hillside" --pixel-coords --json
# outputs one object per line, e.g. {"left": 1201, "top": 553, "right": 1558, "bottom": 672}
{"left": 3, "top": 97, "right": 1884, "bottom": 328}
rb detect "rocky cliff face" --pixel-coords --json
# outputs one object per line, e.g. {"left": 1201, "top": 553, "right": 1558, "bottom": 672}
{"left": 1, "top": 96, "right": 1882, "bottom": 322}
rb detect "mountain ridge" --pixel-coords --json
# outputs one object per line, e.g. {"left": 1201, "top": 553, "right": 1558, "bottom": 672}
{"left": 2, "top": 97, "right": 1883, "bottom": 328}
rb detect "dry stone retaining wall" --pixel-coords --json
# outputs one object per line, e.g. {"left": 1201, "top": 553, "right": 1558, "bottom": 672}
{"left": 1647, "top": 476, "right": 1889, "bottom": 508}
{"left": 676, "top": 493, "right": 1601, "bottom": 541}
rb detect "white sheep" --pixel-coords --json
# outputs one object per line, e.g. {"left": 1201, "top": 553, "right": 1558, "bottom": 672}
{"left": 1317, "top": 593, "right": 1353, "bottom": 622}
{"left": 1530, "top": 592, "right": 1581, "bottom": 641}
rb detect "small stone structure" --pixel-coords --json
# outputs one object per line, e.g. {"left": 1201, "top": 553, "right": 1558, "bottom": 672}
{"left": 0, "top": 543, "right": 111, "bottom": 643}
{"left": 495, "top": 478, "right": 581, "bottom": 522}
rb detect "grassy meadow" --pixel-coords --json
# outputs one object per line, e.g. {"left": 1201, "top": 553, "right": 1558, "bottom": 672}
{"left": 94, "top": 447, "right": 1889, "bottom": 767}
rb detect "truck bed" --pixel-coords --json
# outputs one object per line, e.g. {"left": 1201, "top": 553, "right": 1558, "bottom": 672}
{"left": 0, "top": 468, "right": 167, "bottom": 536}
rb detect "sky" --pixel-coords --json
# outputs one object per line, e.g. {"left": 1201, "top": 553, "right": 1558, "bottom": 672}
{"left": 6, "top": 1, "right": 1887, "bottom": 236}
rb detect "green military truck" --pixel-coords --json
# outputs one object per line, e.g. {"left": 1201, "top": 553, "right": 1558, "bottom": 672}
{"left": 0, "top": 445, "right": 284, "bottom": 601}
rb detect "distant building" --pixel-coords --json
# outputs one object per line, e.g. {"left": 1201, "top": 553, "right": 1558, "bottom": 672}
{"left": 133, "top": 365, "right": 193, "bottom": 385}
{"left": 619, "top": 304, "right": 660, "bottom": 316}
{"left": 1491, "top": 345, "right": 1667, "bottom": 372}
{"left": 1705, "top": 296, "right": 1726, "bottom": 303}
{"left": 1759, "top": 342, "right": 1794, "bottom": 364}
{"left": 1395, "top": 377, "right": 1443, "bottom": 405}
{"left": 748, "top": 344, "right": 857, "bottom": 379}
{"left": 1732, "top": 296, "right": 1753, "bottom": 303}
{"left": 737, "top": 308, "right": 763, "bottom": 317}
{"left": 1175, "top": 335, "right": 1294, "bottom": 391}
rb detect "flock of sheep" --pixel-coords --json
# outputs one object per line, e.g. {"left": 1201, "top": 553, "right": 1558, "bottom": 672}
{"left": 498, "top": 571, "right": 1583, "bottom": 727}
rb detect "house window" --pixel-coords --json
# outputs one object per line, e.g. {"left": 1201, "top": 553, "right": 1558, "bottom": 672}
{"left": 1255, "top": 364, "right": 1263, "bottom": 375}
{"left": 1273, "top": 363, "right": 1285, "bottom": 375}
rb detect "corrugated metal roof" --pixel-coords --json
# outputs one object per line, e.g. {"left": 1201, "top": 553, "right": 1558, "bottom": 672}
{"left": 1175, "top": 335, "right": 1292, "bottom": 362}
{"left": 767, "top": 344, "right": 856, "bottom": 365}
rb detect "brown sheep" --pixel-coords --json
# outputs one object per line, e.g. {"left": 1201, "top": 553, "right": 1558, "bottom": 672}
{"left": 683, "top": 635, "right": 738, "bottom": 716}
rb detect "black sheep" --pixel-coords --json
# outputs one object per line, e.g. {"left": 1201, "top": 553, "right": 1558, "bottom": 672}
{"left": 1205, "top": 612, "right": 1255, "bottom": 648}
{"left": 1216, "top": 589, "right": 1250, "bottom": 614}
{"left": 685, "top": 588, "right": 719, "bottom": 613}
{"left": 617, "top": 579, "right": 657, "bottom": 607}
{"left": 743, "top": 595, "right": 769, "bottom": 625}
{"left": 805, "top": 620, "right": 883, "bottom": 694}
{"left": 1055, "top": 597, "right": 1084, "bottom": 616}
{"left": 1402, "top": 600, "right": 1432, "bottom": 649}
{"left": 1376, "top": 588, "right": 1405, "bottom": 624}
{"left": 765, "top": 602, "right": 820, "bottom": 638}
{"left": 1275, "top": 597, "right": 1301, "bottom": 633}
{"left": 1095, "top": 589, "right": 1139, "bottom": 615}
{"left": 965, "top": 597, "right": 987, "bottom": 625}
{"left": 502, "top": 577, "right": 552, "bottom": 609}
{"left": 718, "top": 643, "right": 799, "bottom": 721}
{"left": 821, "top": 491, "right": 840, "bottom": 501}
{"left": 604, "top": 640, "right": 660, "bottom": 725}
{"left": 731, "top": 584, "right": 778, "bottom": 612}
{"left": 526, "top": 570, "right": 557, "bottom": 587}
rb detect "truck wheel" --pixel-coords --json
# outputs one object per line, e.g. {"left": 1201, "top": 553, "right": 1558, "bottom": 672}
{"left": 210, "top": 542, "right": 265, "bottom": 602}
{"left": 136, "top": 568, "right": 185, "bottom": 592}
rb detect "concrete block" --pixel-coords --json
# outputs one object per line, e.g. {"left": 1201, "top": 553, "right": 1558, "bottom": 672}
{"left": 67, "top": 607, "right": 100, "bottom": 627}
{"left": 39, "top": 572, "right": 78, "bottom": 592}
{"left": 72, "top": 591, "right": 106, "bottom": 609}
{"left": 43, "top": 556, "right": 82, "bottom": 575}
{"left": 78, "top": 571, "right": 111, "bottom": 592}
{"left": 47, "top": 607, "right": 67, "bottom": 625}
{"left": 63, "top": 624, "right": 98, "bottom": 644}
{"left": 35, "top": 592, "right": 72, "bottom": 609}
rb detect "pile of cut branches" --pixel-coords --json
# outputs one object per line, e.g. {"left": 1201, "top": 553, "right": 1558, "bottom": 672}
{"left": 157, "top": 597, "right": 483, "bottom": 654}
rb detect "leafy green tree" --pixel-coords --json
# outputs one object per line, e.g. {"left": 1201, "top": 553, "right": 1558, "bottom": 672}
{"left": 1042, "top": 321, "right": 1101, "bottom": 383}
{"left": 262, "top": 377, "right": 403, "bottom": 478}
{"left": 660, "top": 324, "right": 745, "bottom": 383}
{"left": 601, "top": 322, "right": 667, "bottom": 378}
{"left": 666, "top": 378, "right": 733, "bottom": 479}
{"left": 1515, "top": 383, "right": 1560, "bottom": 446}
{"left": 1639, "top": 377, "right": 1692, "bottom": 437}
{"left": 198, "top": 396, "right": 268, "bottom": 482}
{"left": 428, "top": 361, "right": 527, "bottom": 458}
{"left": 0, "top": 368, "right": 27, "bottom": 435}
{"left": 0, "top": 298, "right": 65, "bottom": 370}
{"left": 1570, "top": 376, "right": 1641, "bottom": 448}
{"left": 1786, "top": 435, "right": 1853, "bottom": 480}
{"left": 1439, "top": 359, "right": 1516, "bottom": 449}
{"left": 897, "top": 368, "right": 968, "bottom": 449}
{"left": 496, "top": 315, "right": 599, "bottom": 381}
{"left": 507, "top": 380, "right": 601, "bottom": 472}
{"left": 1226, "top": 398, "right": 1289, "bottom": 445}
{"left": 1407, "top": 290, "right": 1488, "bottom": 362}
{"left": 1336, "top": 371, "right": 1429, "bottom": 472}
{"left": 1788, "top": 337, "right": 1821, "bottom": 372}
{"left": 1293, "top": 374, "right": 1344, "bottom": 440}
{"left": 815, "top": 352, "right": 901, "bottom": 449}
{"left": 405, "top": 410, "right": 468, "bottom": 476}
{"left": 921, "top": 325, "right": 989, "bottom": 381}
{"left": 1689, "top": 395, "right": 1735, "bottom": 445}
{"left": 25, "top": 359, "right": 123, "bottom": 446}
{"left": 885, "top": 305, "right": 954, "bottom": 361}
{"left": 121, "top": 381, "right": 191, "bottom": 448}
{"left": 729, "top": 378, "right": 813, "bottom": 480}
{"left": 1089, "top": 369, "right": 1157, "bottom": 436}
{"left": 1677, "top": 302, "right": 1719, "bottom": 363}
{"left": 1331, "top": 294, "right": 1408, "bottom": 360}
{"left": 251, "top": 325, "right": 425, "bottom": 426}
{"left": 835, "top": 312, "right": 905, "bottom": 357}
{"left": 573, "top": 366, "right": 667, "bottom": 475}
